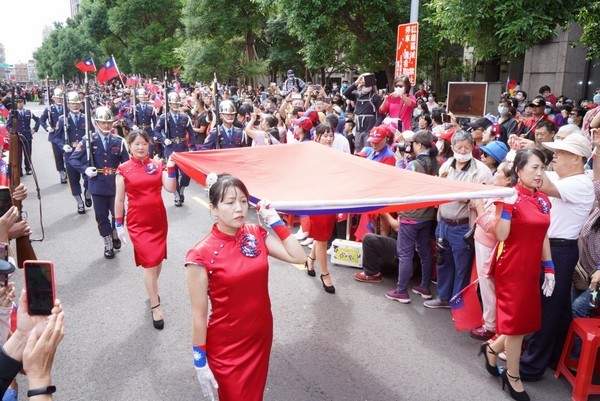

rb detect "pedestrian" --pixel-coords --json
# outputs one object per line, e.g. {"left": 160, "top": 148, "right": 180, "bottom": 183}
{"left": 6, "top": 96, "right": 39, "bottom": 176}
{"left": 343, "top": 73, "right": 383, "bottom": 153}
{"left": 51, "top": 91, "right": 93, "bottom": 214}
{"left": 482, "top": 148, "right": 554, "bottom": 401}
{"left": 185, "top": 174, "right": 305, "bottom": 401}
{"left": 35, "top": 88, "right": 67, "bottom": 184}
{"left": 69, "top": 106, "right": 130, "bottom": 258}
{"left": 114, "top": 130, "right": 176, "bottom": 330}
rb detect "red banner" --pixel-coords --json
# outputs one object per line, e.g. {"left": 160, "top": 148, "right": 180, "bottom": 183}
{"left": 395, "top": 22, "right": 419, "bottom": 85}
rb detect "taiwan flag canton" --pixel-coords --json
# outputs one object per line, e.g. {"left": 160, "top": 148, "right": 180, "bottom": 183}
{"left": 75, "top": 59, "right": 96, "bottom": 73}
{"left": 97, "top": 57, "right": 119, "bottom": 84}
{"left": 450, "top": 279, "right": 484, "bottom": 331}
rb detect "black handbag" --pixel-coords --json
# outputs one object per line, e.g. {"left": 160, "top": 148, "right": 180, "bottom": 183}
{"left": 463, "top": 225, "right": 476, "bottom": 249}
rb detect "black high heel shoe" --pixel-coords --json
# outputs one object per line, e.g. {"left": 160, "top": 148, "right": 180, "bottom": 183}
{"left": 150, "top": 303, "right": 164, "bottom": 330}
{"left": 320, "top": 273, "right": 335, "bottom": 294}
{"left": 479, "top": 343, "right": 500, "bottom": 377}
{"left": 305, "top": 256, "right": 316, "bottom": 277}
{"left": 500, "top": 369, "right": 530, "bottom": 401}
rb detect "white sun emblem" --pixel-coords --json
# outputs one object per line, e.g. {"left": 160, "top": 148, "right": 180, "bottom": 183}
{"left": 194, "top": 350, "right": 204, "bottom": 362}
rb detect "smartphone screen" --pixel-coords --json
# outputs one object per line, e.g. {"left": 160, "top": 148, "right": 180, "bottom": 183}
{"left": 0, "top": 188, "right": 12, "bottom": 217}
{"left": 24, "top": 261, "right": 55, "bottom": 315}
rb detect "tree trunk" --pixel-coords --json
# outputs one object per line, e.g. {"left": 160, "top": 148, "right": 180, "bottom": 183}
{"left": 434, "top": 50, "right": 442, "bottom": 95}
{"left": 385, "top": 66, "right": 395, "bottom": 91}
{"left": 320, "top": 67, "right": 326, "bottom": 86}
{"left": 245, "top": 30, "right": 257, "bottom": 88}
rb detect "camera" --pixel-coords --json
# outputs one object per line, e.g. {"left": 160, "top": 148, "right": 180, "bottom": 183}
{"left": 394, "top": 142, "right": 412, "bottom": 153}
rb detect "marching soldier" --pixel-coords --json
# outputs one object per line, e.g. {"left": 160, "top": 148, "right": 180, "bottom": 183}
{"left": 154, "top": 91, "right": 196, "bottom": 207}
{"left": 51, "top": 91, "right": 93, "bottom": 214}
{"left": 69, "top": 107, "right": 130, "bottom": 259}
{"left": 6, "top": 95, "right": 39, "bottom": 176}
{"left": 202, "top": 99, "right": 245, "bottom": 149}
{"left": 35, "top": 88, "right": 67, "bottom": 184}
{"left": 131, "top": 88, "right": 159, "bottom": 156}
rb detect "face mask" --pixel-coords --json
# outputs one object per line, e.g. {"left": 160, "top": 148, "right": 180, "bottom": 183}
{"left": 223, "top": 116, "right": 235, "bottom": 124}
{"left": 413, "top": 109, "right": 422, "bottom": 117}
{"left": 361, "top": 86, "right": 372, "bottom": 94}
{"left": 332, "top": 85, "right": 338, "bottom": 90}
{"left": 515, "top": 94, "right": 523, "bottom": 101}
{"left": 394, "top": 86, "right": 403, "bottom": 94}
{"left": 594, "top": 94, "right": 600, "bottom": 105}
{"left": 544, "top": 108, "right": 552, "bottom": 115}
{"left": 567, "top": 117, "right": 574, "bottom": 125}
{"left": 428, "top": 96, "right": 433, "bottom": 102}
{"left": 435, "top": 140, "right": 444, "bottom": 152}
{"left": 556, "top": 102, "right": 563, "bottom": 108}
{"left": 288, "top": 75, "right": 294, "bottom": 80}
{"left": 498, "top": 106, "right": 508, "bottom": 115}
{"left": 453, "top": 152, "right": 473, "bottom": 163}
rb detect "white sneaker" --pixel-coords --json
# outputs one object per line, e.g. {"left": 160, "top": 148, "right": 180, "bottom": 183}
{"left": 295, "top": 229, "right": 308, "bottom": 241}
{"left": 326, "top": 246, "right": 334, "bottom": 255}
{"left": 300, "top": 237, "right": 314, "bottom": 246}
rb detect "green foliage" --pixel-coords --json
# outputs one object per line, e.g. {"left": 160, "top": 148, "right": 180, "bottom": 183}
{"left": 426, "top": 0, "right": 585, "bottom": 61}
{"left": 577, "top": 1, "right": 600, "bottom": 60}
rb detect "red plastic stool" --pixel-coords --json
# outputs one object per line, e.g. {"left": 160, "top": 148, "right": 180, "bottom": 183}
{"left": 555, "top": 318, "right": 600, "bottom": 401}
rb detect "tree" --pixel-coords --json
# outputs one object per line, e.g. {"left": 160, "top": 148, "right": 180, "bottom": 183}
{"left": 426, "top": 0, "right": 585, "bottom": 61}
{"left": 577, "top": 2, "right": 600, "bottom": 60}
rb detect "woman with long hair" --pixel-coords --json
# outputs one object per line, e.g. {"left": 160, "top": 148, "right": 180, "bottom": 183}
{"left": 114, "top": 130, "right": 176, "bottom": 330}
{"left": 185, "top": 174, "right": 305, "bottom": 401}
{"left": 379, "top": 75, "right": 416, "bottom": 133}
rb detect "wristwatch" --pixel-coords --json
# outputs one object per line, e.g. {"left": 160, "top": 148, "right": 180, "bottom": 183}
{"left": 27, "top": 385, "right": 56, "bottom": 397}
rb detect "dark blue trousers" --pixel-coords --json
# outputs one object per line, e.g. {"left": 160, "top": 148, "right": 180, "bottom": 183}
{"left": 51, "top": 142, "right": 66, "bottom": 172}
{"left": 65, "top": 154, "right": 87, "bottom": 196}
{"left": 92, "top": 194, "right": 115, "bottom": 237}
{"left": 520, "top": 243, "right": 579, "bottom": 379}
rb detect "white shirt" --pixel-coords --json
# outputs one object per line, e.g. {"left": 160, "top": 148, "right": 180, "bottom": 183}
{"left": 331, "top": 133, "right": 350, "bottom": 153}
{"left": 546, "top": 172, "right": 594, "bottom": 239}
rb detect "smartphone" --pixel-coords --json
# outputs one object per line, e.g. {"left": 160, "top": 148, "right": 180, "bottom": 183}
{"left": 0, "top": 187, "right": 12, "bottom": 217}
{"left": 24, "top": 260, "right": 55, "bottom": 315}
{"left": 442, "top": 113, "right": 451, "bottom": 124}
{"left": 363, "top": 74, "right": 376, "bottom": 87}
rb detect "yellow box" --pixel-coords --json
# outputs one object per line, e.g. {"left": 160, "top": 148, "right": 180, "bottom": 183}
{"left": 330, "top": 239, "right": 363, "bottom": 268}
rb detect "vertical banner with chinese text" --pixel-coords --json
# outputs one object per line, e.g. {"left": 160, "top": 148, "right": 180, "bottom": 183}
{"left": 395, "top": 23, "right": 419, "bottom": 85}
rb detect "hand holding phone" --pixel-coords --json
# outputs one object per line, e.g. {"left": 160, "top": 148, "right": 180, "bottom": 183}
{"left": 24, "top": 260, "right": 55, "bottom": 316}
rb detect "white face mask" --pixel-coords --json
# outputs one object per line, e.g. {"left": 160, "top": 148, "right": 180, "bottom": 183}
{"left": 556, "top": 102, "right": 563, "bottom": 108}
{"left": 544, "top": 108, "right": 552, "bottom": 115}
{"left": 361, "top": 86, "right": 372, "bottom": 94}
{"left": 567, "top": 117, "right": 574, "bottom": 125}
{"left": 435, "top": 140, "right": 444, "bottom": 152}
{"left": 394, "top": 86, "right": 403, "bottom": 94}
{"left": 223, "top": 116, "right": 235, "bottom": 124}
{"left": 453, "top": 152, "right": 473, "bottom": 163}
{"left": 498, "top": 106, "right": 508, "bottom": 115}
{"left": 428, "top": 96, "right": 433, "bottom": 102}
{"left": 515, "top": 94, "right": 523, "bottom": 101}
{"left": 413, "top": 109, "right": 422, "bottom": 117}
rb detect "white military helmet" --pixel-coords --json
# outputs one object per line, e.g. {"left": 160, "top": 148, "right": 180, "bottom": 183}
{"left": 168, "top": 92, "right": 180, "bottom": 111}
{"left": 67, "top": 91, "right": 81, "bottom": 104}
{"left": 137, "top": 88, "right": 148, "bottom": 101}
{"left": 94, "top": 106, "right": 114, "bottom": 123}
{"left": 53, "top": 88, "right": 64, "bottom": 98}
{"left": 219, "top": 100, "right": 236, "bottom": 115}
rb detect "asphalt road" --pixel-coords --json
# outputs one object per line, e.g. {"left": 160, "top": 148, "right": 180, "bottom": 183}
{"left": 8, "top": 101, "right": 583, "bottom": 400}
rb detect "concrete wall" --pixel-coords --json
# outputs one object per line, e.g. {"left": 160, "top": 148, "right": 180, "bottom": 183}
{"left": 522, "top": 24, "right": 588, "bottom": 100}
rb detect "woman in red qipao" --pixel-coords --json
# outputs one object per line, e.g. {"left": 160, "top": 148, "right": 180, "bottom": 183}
{"left": 185, "top": 174, "right": 305, "bottom": 401}
{"left": 480, "top": 148, "right": 555, "bottom": 401}
{"left": 114, "top": 130, "right": 176, "bottom": 330}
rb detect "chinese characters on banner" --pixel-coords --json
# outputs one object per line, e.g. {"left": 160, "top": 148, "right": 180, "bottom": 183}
{"left": 395, "top": 22, "right": 419, "bottom": 85}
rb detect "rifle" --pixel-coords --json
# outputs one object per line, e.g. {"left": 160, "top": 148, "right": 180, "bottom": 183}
{"left": 61, "top": 75, "right": 68, "bottom": 144}
{"left": 164, "top": 73, "right": 170, "bottom": 140}
{"left": 45, "top": 76, "right": 53, "bottom": 130}
{"left": 84, "top": 73, "right": 94, "bottom": 168}
{"left": 213, "top": 73, "right": 221, "bottom": 149}
{"left": 8, "top": 88, "right": 36, "bottom": 268}
{"left": 132, "top": 82, "right": 137, "bottom": 126}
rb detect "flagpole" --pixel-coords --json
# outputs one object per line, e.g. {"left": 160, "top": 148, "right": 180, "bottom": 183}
{"left": 111, "top": 55, "right": 126, "bottom": 87}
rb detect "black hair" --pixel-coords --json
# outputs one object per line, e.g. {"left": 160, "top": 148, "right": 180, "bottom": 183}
{"left": 431, "top": 107, "right": 443, "bottom": 124}
{"left": 516, "top": 90, "right": 527, "bottom": 99}
{"left": 314, "top": 123, "right": 332, "bottom": 143}
{"left": 539, "top": 85, "right": 551, "bottom": 94}
{"left": 419, "top": 115, "right": 432, "bottom": 127}
{"left": 208, "top": 174, "right": 250, "bottom": 208}
{"left": 264, "top": 115, "right": 278, "bottom": 129}
{"left": 536, "top": 119, "right": 556, "bottom": 134}
{"left": 413, "top": 130, "right": 439, "bottom": 175}
{"left": 126, "top": 129, "right": 152, "bottom": 146}
{"left": 510, "top": 148, "right": 546, "bottom": 186}
{"left": 325, "top": 114, "right": 338, "bottom": 130}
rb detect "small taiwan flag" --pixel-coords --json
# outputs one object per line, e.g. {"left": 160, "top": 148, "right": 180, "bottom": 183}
{"left": 75, "top": 59, "right": 96, "bottom": 73}
{"left": 450, "top": 279, "right": 484, "bottom": 331}
{"left": 97, "top": 57, "right": 120, "bottom": 84}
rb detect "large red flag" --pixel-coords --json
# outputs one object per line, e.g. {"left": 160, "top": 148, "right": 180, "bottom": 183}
{"left": 75, "top": 59, "right": 96, "bottom": 73}
{"left": 97, "top": 57, "right": 120, "bottom": 84}
{"left": 450, "top": 279, "right": 484, "bottom": 331}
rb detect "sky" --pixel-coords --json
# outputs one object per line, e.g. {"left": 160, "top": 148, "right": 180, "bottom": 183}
{"left": 2, "top": 0, "right": 71, "bottom": 63}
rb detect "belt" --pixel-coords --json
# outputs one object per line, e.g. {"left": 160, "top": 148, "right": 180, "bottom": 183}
{"left": 96, "top": 168, "right": 117, "bottom": 175}
{"left": 170, "top": 137, "right": 185, "bottom": 144}
{"left": 70, "top": 142, "right": 79, "bottom": 147}
{"left": 549, "top": 238, "right": 578, "bottom": 247}
{"left": 442, "top": 217, "right": 470, "bottom": 226}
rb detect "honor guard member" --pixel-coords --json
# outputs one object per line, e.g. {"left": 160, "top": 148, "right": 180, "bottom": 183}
{"left": 35, "top": 88, "right": 67, "bottom": 183}
{"left": 202, "top": 99, "right": 245, "bottom": 150}
{"left": 6, "top": 95, "right": 39, "bottom": 176}
{"left": 51, "top": 91, "right": 93, "bottom": 214}
{"left": 120, "top": 89, "right": 134, "bottom": 127}
{"left": 69, "top": 107, "right": 130, "bottom": 259}
{"left": 154, "top": 91, "right": 196, "bottom": 207}
{"left": 131, "top": 88, "right": 158, "bottom": 156}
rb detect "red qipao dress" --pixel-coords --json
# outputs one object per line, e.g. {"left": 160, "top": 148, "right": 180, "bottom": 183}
{"left": 116, "top": 157, "right": 168, "bottom": 268}
{"left": 494, "top": 184, "right": 551, "bottom": 335}
{"left": 186, "top": 223, "right": 272, "bottom": 401}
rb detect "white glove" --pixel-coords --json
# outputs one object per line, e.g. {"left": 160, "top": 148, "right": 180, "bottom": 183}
{"left": 502, "top": 189, "right": 518, "bottom": 205}
{"left": 85, "top": 167, "right": 98, "bottom": 178}
{"left": 63, "top": 144, "right": 73, "bottom": 153}
{"left": 116, "top": 225, "right": 128, "bottom": 245}
{"left": 131, "top": 125, "right": 139, "bottom": 130}
{"left": 256, "top": 199, "right": 283, "bottom": 227}
{"left": 195, "top": 365, "right": 218, "bottom": 401}
{"left": 164, "top": 138, "right": 172, "bottom": 146}
{"left": 47, "top": 127, "right": 54, "bottom": 133}
{"left": 542, "top": 273, "right": 555, "bottom": 297}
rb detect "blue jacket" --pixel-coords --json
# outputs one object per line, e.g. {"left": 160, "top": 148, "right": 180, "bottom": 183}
{"left": 202, "top": 125, "right": 245, "bottom": 150}
{"left": 51, "top": 113, "right": 88, "bottom": 150}
{"left": 36, "top": 104, "right": 65, "bottom": 141}
{"left": 69, "top": 133, "right": 130, "bottom": 196}
{"left": 6, "top": 109, "right": 38, "bottom": 141}
{"left": 154, "top": 112, "right": 195, "bottom": 157}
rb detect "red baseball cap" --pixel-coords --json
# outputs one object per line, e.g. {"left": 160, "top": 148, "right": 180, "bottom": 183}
{"left": 436, "top": 128, "right": 455, "bottom": 142}
{"left": 291, "top": 117, "right": 313, "bottom": 132}
{"left": 368, "top": 125, "right": 392, "bottom": 144}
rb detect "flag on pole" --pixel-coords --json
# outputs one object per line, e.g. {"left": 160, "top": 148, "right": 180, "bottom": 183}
{"left": 450, "top": 278, "right": 484, "bottom": 331}
{"left": 174, "top": 66, "right": 182, "bottom": 75}
{"left": 97, "top": 56, "right": 120, "bottom": 84}
{"left": 75, "top": 59, "right": 96, "bottom": 73}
